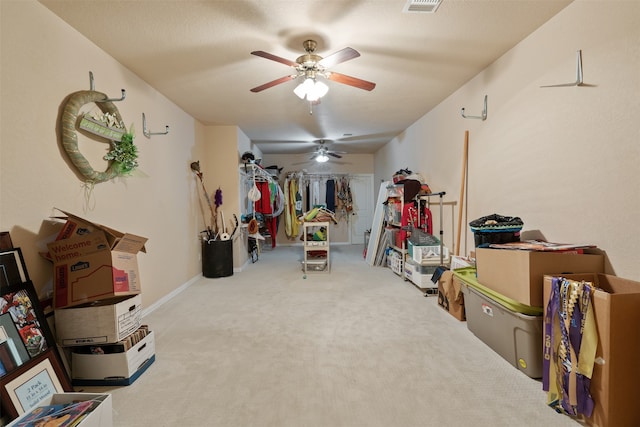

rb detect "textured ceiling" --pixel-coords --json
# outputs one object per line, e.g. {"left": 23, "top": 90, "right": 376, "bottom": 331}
{"left": 39, "top": 0, "right": 573, "bottom": 156}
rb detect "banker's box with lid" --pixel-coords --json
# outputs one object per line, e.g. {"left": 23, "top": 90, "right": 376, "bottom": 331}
{"left": 46, "top": 209, "right": 147, "bottom": 309}
{"left": 455, "top": 268, "right": 543, "bottom": 379}
{"left": 55, "top": 294, "right": 142, "bottom": 346}
{"left": 543, "top": 274, "right": 640, "bottom": 427}
{"left": 71, "top": 329, "right": 155, "bottom": 387}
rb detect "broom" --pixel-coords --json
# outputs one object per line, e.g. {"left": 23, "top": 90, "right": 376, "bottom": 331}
{"left": 190, "top": 161, "right": 217, "bottom": 239}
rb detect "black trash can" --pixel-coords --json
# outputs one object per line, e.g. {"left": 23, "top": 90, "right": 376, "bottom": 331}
{"left": 202, "top": 239, "right": 233, "bottom": 278}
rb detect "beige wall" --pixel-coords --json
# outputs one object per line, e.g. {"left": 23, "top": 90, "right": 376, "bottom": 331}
{"left": 375, "top": 0, "right": 640, "bottom": 280}
{"left": 0, "top": 1, "right": 241, "bottom": 310}
{"left": 202, "top": 125, "right": 250, "bottom": 269}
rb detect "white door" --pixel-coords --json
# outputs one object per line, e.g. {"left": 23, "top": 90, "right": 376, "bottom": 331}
{"left": 349, "top": 174, "right": 374, "bottom": 244}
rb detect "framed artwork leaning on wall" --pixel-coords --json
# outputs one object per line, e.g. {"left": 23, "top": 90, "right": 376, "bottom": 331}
{"left": 0, "top": 248, "right": 29, "bottom": 290}
{"left": 0, "top": 348, "right": 73, "bottom": 418}
{"left": 0, "top": 281, "right": 72, "bottom": 421}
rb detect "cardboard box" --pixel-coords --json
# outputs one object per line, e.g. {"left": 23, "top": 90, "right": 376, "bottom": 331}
{"left": 7, "top": 393, "right": 112, "bottom": 427}
{"left": 71, "top": 330, "right": 155, "bottom": 387}
{"left": 55, "top": 294, "right": 142, "bottom": 346}
{"left": 47, "top": 210, "right": 147, "bottom": 309}
{"left": 437, "top": 271, "right": 465, "bottom": 321}
{"left": 543, "top": 274, "right": 640, "bottom": 427}
{"left": 476, "top": 248, "right": 603, "bottom": 307}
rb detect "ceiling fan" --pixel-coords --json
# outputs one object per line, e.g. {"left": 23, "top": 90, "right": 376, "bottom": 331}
{"left": 250, "top": 40, "right": 376, "bottom": 99}
{"left": 309, "top": 140, "right": 346, "bottom": 163}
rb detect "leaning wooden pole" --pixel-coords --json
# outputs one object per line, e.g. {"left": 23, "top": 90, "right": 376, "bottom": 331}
{"left": 456, "top": 130, "right": 469, "bottom": 256}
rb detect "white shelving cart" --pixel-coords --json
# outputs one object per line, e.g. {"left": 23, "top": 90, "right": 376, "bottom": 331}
{"left": 302, "top": 221, "right": 330, "bottom": 273}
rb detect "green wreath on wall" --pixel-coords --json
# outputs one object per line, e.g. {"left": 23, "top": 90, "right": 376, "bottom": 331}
{"left": 61, "top": 90, "right": 137, "bottom": 183}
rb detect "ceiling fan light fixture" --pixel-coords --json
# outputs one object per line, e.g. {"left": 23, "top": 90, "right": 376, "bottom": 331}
{"left": 294, "top": 78, "right": 329, "bottom": 101}
{"left": 316, "top": 153, "right": 329, "bottom": 163}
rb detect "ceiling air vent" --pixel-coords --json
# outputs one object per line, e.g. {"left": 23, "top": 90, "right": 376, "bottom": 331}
{"left": 403, "top": 0, "right": 443, "bottom": 13}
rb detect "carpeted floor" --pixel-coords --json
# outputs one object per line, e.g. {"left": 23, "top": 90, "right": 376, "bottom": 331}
{"left": 78, "top": 244, "right": 580, "bottom": 427}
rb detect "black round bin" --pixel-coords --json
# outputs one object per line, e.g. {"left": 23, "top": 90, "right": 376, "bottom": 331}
{"left": 202, "top": 239, "right": 233, "bottom": 278}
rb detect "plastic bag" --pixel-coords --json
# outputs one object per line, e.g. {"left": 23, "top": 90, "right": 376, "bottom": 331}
{"left": 469, "top": 214, "right": 523, "bottom": 233}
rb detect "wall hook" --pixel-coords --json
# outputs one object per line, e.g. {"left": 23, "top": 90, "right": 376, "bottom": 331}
{"left": 541, "top": 50, "right": 585, "bottom": 88}
{"left": 461, "top": 95, "right": 487, "bottom": 120}
{"left": 89, "top": 71, "right": 126, "bottom": 101}
{"left": 142, "top": 113, "right": 170, "bottom": 138}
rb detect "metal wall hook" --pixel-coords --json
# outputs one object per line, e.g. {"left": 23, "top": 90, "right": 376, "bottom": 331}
{"left": 461, "top": 95, "right": 488, "bottom": 120}
{"left": 89, "top": 71, "right": 127, "bottom": 101}
{"left": 103, "top": 89, "right": 127, "bottom": 102}
{"left": 142, "top": 113, "right": 170, "bottom": 138}
{"left": 541, "top": 50, "right": 584, "bottom": 88}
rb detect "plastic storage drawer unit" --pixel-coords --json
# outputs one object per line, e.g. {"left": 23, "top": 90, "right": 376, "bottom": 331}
{"left": 454, "top": 268, "right": 543, "bottom": 379}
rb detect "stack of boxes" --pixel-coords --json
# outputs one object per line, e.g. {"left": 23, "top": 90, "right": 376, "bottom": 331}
{"left": 448, "top": 237, "right": 640, "bottom": 426}
{"left": 455, "top": 247, "right": 603, "bottom": 379}
{"left": 46, "top": 210, "right": 155, "bottom": 386}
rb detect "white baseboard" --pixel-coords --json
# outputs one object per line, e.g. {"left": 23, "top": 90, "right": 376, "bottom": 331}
{"left": 142, "top": 274, "right": 202, "bottom": 317}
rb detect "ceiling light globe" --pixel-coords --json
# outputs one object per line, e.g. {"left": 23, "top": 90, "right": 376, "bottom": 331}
{"left": 315, "top": 81, "right": 329, "bottom": 98}
{"left": 316, "top": 154, "right": 329, "bottom": 163}
{"left": 302, "top": 78, "right": 315, "bottom": 93}
{"left": 293, "top": 82, "right": 307, "bottom": 99}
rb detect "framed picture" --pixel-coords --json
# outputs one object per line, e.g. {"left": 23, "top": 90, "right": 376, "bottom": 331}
{"left": 0, "top": 248, "right": 29, "bottom": 289}
{"left": 0, "top": 281, "right": 56, "bottom": 375}
{"left": 0, "top": 232, "right": 13, "bottom": 251}
{"left": 0, "top": 348, "right": 72, "bottom": 418}
{"left": 0, "top": 321, "right": 31, "bottom": 376}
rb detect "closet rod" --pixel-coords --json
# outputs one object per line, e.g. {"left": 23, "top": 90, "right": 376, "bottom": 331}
{"left": 301, "top": 173, "right": 352, "bottom": 178}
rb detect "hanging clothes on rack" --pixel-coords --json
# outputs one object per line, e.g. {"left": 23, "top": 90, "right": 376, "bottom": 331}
{"left": 399, "top": 179, "right": 432, "bottom": 241}
{"left": 326, "top": 178, "right": 336, "bottom": 212}
{"left": 344, "top": 178, "right": 353, "bottom": 213}
{"left": 288, "top": 177, "right": 300, "bottom": 238}
{"left": 255, "top": 180, "right": 277, "bottom": 248}
{"left": 311, "top": 177, "right": 321, "bottom": 207}
{"left": 282, "top": 172, "right": 306, "bottom": 239}
{"left": 240, "top": 163, "right": 286, "bottom": 248}
{"left": 335, "top": 178, "right": 345, "bottom": 221}
{"left": 295, "top": 174, "right": 303, "bottom": 218}
{"left": 284, "top": 175, "right": 292, "bottom": 237}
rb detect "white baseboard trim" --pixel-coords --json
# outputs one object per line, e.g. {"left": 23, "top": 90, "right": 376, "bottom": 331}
{"left": 142, "top": 274, "right": 202, "bottom": 317}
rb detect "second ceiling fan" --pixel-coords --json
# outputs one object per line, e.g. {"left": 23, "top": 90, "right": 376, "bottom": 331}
{"left": 250, "top": 40, "right": 376, "bottom": 100}
{"left": 310, "top": 140, "right": 346, "bottom": 163}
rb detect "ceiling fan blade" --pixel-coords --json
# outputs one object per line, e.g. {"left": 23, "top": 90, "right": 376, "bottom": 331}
{"left": 327, "top": 152, "right": 342, "bottom": 159}
{"left": 327, "top": 72, "right": 376, "bottom": 91}
{"left": 250, "top": 75, "right": 296, "bottom": 93}
{"left": 309, "top": 153, "right": 319, "bottom": 160}
{"left": 251, "top": 51, "right": 298, "bottom": 67}
{"left": 318, "top": 47, "right": 360, "bottom": 68}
